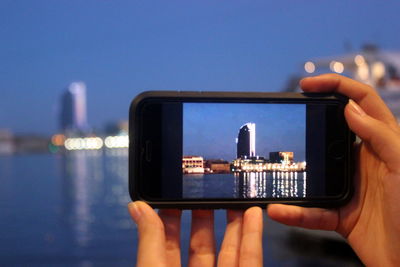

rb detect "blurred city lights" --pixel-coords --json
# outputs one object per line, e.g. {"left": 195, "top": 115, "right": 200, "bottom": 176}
{"left": 372, "top": 61, "right": 385, "bottom": 80}
{"left": 329, "top": 61, "right": 344, "bottom": 73}
{"left": 354, "top": 54, "right": 366, "bottom": 66}
{"left": 357, "top": 64, "right": 370, "bottom": 81}
{"left": 304, "top": 61, "right": 315, "bottom": 73}
{"left": 51, "top": 134, "right": 66, "bottom": 146}
{"left": 104, "top": 136, "right": 129, "bottom": 148}
{"left": 64, "top": 137, "right": 104, "bottom": 150}
{"left": 63, "top": 136, "right": 129, "bottom": 150}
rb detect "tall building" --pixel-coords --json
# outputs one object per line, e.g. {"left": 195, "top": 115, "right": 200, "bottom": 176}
{"left": 60, "top": 82, "right": 88, "bottom": 134}
{"left": 236, "top": 123, "right": 256, "bottom": 158}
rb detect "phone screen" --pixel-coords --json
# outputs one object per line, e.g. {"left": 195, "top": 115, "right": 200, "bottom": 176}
{"left": 182, "top": 103, "right": 306, "bottom": 199}
{"left": 149, "top": 100, "right": 340, "bottom": 201}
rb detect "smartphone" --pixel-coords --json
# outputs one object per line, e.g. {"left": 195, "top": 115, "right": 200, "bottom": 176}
{"left": 129, "top": 91, "right": 354, "bottom": 209}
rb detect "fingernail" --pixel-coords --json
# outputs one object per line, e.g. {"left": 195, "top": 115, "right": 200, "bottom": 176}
{"left": 348, "top": 99, "right": 366, "bottom": 116}
{"left": 129, "top": 202, "right": 142, "bottom": 223}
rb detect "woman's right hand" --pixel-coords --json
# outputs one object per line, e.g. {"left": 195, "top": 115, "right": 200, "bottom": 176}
{"left": 268, "top": 74, "right": 400, "bottom": 266}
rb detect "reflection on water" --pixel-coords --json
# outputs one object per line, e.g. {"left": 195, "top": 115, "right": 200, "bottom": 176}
{"left": 61, "top": 149, "right": 132, "bottom": 248}
{"left": 0, "top": 152, "right": 361, "bottom": 266}
{"left": 0, "top": 149, "right": 136, "bottom": 265}
{"left": 184, "top": 172, "right": 306, "bottom": 198}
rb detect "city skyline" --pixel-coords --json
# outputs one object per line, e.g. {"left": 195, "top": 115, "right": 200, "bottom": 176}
{"left": 183, "top": 103, "right": 305, "bottom": 162}
{"left": 1, "top": 1, "right": 400, "bottom": 134}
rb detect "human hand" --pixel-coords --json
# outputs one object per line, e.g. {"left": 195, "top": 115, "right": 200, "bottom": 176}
{"left": 128, "top": 201, "right": 263, "bottom": 267}
{"left": 268, "top": 74, "right": 400, "bottom": 266}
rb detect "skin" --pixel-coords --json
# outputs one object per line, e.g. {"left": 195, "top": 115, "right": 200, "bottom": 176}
{"left": 268, "top": 74, "right": 400, "bottom": 266}
{"left": 129, "top": 74, "right": 400, "bottom": 266}
{"left": 128, "top": 202, "right": 263, "bottom": 267}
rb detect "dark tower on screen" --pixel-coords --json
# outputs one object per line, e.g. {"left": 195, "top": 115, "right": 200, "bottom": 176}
{"left": 236, "top": 123, "right": 256, "bottom": 158}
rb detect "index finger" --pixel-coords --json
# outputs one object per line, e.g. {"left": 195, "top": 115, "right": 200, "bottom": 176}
{"left": 239, "top": 207, "right": 263, "bottom": 267}
{"left": 159, "top": 209, "right": 182, "bottom": 267}
{"left": 300, "top": 74, "right": 397, "bottom": 127}
{"left": 189, "top": 210, "right": 216, "bottom": 267}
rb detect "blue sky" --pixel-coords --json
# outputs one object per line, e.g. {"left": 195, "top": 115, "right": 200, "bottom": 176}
{"left": 1, "top": 1, "right": 400, "bottom": 134}
{"left": 183, "top": 103, "right": 305, "bottom": 161}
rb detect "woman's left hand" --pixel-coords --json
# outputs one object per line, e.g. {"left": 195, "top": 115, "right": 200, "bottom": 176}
{"left": 128, "top": 201, "right": 263, "bottom": 267}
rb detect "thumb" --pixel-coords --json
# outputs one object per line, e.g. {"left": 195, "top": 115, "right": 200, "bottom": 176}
{"left": 345, "top": 100, "right": 400, "bottom": 172}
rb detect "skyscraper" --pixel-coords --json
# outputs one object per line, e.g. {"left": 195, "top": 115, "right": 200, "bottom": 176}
{"left": 60, "top": 82, "right": 88, "bottom": 134}
{"left": 236, "top": 122, "right": 256, "bottom": 158}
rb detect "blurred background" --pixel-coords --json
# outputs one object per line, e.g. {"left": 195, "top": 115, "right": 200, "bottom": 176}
{"left": 1, "top": 1, "right": 400, "bottom": 266}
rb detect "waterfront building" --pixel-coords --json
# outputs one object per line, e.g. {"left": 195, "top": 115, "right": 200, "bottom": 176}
{"left": 14, "top": 135, "right": 50, "bottom": 153}
{"left": 232, "top": 154, "right": 306, "bottom": 172}
{"left": 60, "top": 82, "right": 89, "bottom": 135}
{"left": 269, "top": 151, "right": 294, "bottom": 164}
{"left": 232, "top": 156, "right": 268, "bottom": 172}
{"left": 182, "top": 156, "right": 204, "bottom": 174}
{"left": 205, "top": 159, "right": 231, "bottom": 174}
{"left": 236, "top": 123, "right": 256, "bottom": 159}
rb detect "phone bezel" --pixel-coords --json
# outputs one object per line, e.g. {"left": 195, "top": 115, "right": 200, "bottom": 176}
{"left": 129, "top": 91, "right": 354, "bottom": 209}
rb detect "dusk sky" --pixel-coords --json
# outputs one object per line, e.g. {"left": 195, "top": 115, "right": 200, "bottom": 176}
{"left": 183, "top": 103, "right": 305, "bottom": 161}
{"left": 2, "top": 1, "right": 400, "bottom": 134}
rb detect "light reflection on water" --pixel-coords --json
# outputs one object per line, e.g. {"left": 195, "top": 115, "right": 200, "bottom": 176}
{"left": 0, "top": 150, "right": 136, "bottom": 265}
{"left": 184, "top": 172, "right": 306, "bottom": 199}
{"left": 61, "top": 149, "right": 132, "bottom": 248}
{"left": 0, "top": 152, "right": 359, "bottom": 266}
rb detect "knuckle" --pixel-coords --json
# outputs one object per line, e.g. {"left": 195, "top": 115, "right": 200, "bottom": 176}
{"left": 240, "top": 249, "right": 261, "bottom": 262}
{"left": 220, "top": 243, "right": 240, "bottom": 255}
{"left": 165, "top": 238, "right": 179, "bottom": 251}
{"left": 189, "top": 243, "right": 214, "bottom": 255}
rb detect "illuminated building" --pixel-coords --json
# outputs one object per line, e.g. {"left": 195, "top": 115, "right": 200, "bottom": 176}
{"left": 236, "top": 123, "right": 256, "bottom": 159}
{"left": 182, "top": 156, "right": 204, "bottom": 174}
{"left": 60, "top": 82, "right": 88, "bottom": 134}
{"left": 232, "top": 155, "right": 306, "bottom": 173}
{"left": 269, "top": 152, "right": 294, "bottom": 164}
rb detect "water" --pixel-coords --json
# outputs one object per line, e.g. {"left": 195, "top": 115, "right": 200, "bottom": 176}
{"left": 0, "top": 151, "right": 361, "bottom": 266}
{"left": 0, "top": 150, "right": 134, "bottom": 266}
{"left": 183, "top": 172, "right": 306, "bottom": 198}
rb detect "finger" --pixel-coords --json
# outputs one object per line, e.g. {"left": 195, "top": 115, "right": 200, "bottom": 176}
{"left": 239, "top": 207, "right": 263, "bottom": 267}
{"left": 159, "top": 209, "right": 182, "bottom": 267}
{"left": 189, "top": 210, "right": 216, "bottom": 267}
{"left": 217, "top": 210, "right": 244, "bottom": 267}
{"left": 267, "top": 204, "right": 339, "bottom": 231}
{"left": 128, "top": 201, "right": 167, "bottom": 267}
{"left": 300, "top": 74, "right": 397, "bottom": 127}
{"left": 345, "top": 100, "right": 400, "bottom": 171}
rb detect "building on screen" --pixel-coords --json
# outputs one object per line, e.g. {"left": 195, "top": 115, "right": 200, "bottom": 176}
{"left": 236, "top": 122, "right": 256, "bottom": 159}
{"left": 204, "top": 159, "right": 231, "bottom": 174}
{"left": 182, "top": 156, "right": 204, "bottom": 174}
{"left": 269, "top": 151, "right": 294, "bottom": 164}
